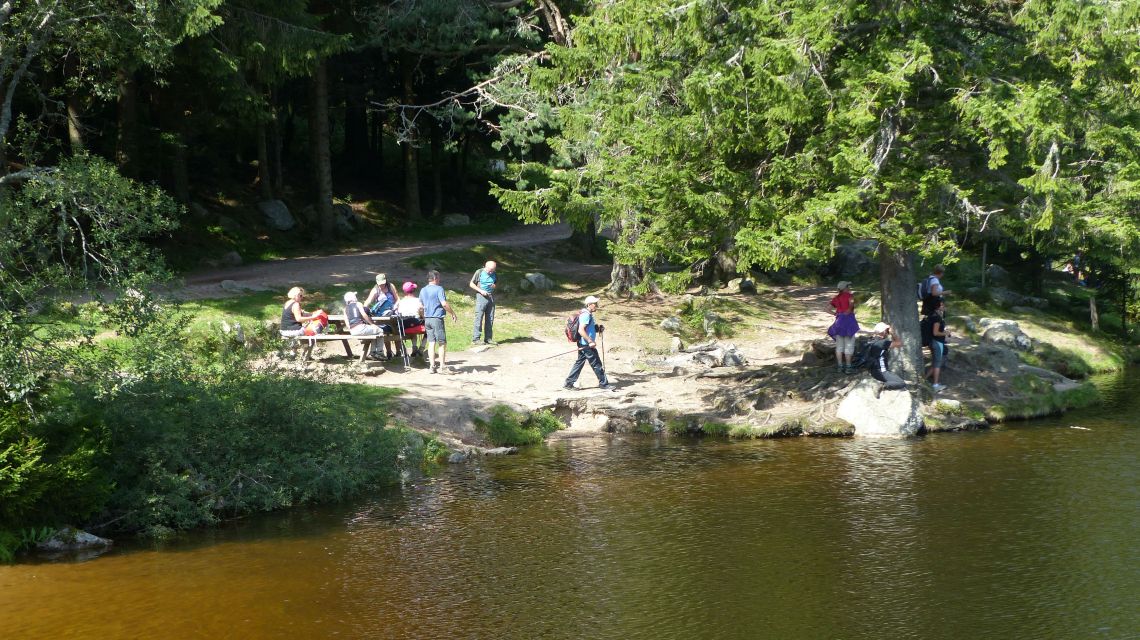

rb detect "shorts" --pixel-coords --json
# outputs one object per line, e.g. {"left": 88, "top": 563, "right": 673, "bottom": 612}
{"left": 280, "top": 328, "right": 305, "bottom": 338}
{"left": 425, "top": 317, "right": 446, "bottom": 344}
{"left": 350, "top": 324, "right": 382, "bottom": 337}
{"left": 930, "top": 341, "right": 946, "bottom": 368}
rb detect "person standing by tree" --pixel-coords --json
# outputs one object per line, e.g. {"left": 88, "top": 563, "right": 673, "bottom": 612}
{"left": 924, "top": 300, "right": 951, "bottom": 391}
{"left": 420, "top": 270, "right": 459, "bottom": 374}
{"left": 469, "top": 260, "right": 498, "bottom": 345}
{"left": 563, "top": 295, "right": 616, "bottom": 392}
{"left": 828, "top": 281, "right": 860, "bottom": 373}
{"left": 920, "top": 265, "right": 950, "bottom": 316}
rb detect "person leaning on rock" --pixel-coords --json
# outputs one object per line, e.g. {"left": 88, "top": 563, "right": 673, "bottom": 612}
{"left": 866, "top": 322, "right": 906, "bottom": 398}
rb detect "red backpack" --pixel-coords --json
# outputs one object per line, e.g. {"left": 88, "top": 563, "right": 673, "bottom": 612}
{"left": 564, "top": 309, "right": 586, "bottom": 342}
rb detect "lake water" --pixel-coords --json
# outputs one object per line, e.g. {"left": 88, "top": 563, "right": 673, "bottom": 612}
{"left": 2, "top": 374, "right": 1138, "bottom": 639}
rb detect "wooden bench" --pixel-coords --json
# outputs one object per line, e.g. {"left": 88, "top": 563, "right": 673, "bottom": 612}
{"left": 283, "top": 333, "right": 380, "bottom": 363}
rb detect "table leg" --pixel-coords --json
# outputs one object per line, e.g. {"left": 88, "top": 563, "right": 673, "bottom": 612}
{"left": 341, "top": 339, "right": 354, "bottom": 358}
{"left": 359, "top": 339, "right": 372, "bottom": 364}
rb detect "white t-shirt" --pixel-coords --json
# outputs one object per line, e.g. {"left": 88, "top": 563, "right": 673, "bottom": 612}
{"left": 396, "top": 296, "right": 424, "bottom": 317}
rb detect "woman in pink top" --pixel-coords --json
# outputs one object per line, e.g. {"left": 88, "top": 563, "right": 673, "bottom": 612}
{"left": 827, "top": 281, "right": 861, "bottom": 373}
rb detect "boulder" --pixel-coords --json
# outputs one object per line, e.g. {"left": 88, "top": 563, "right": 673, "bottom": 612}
{"left": 258, "top": 199, "right": 295, "bottom": 231}
{"left": 979, "top": 318, "right": 1033, "bottom": 351}
{"left": 483, "top": 446, "right": 518, "bottom": 456}
{"left": 933, "top": 398, "right": 962, "bottom": 414}
{"left": 949, "top": 315, "right": 977, "bottom": 333}
{"left": 660, "top": 316, "right": 683, "bottom": 333}
{"left": 219, "top": 251, "right": 243, "bottom": 268}
{"left": 837, "top": 378, "right": 923, "bottom": 437}
{"left": 988, "top": 287, "right": 1048, "bottom": 309}
{"left": 36, "top": 526, "right": 112, "bottom": 552}
{"left": 442, "top": 213, "right": 470, "bottom": 227}
{"left": 953, "top": 342, "right": 1022, "bottom": 374}
{"left": 862, "top": 294, "right": 881, "bottom": 309}
{"left": 519, "top": 272, "right": 554, "bottom": 292}
{"left": 831, "top": 240, "right": 879, "bottom": 277}
{"left": 985, "top": 264, "right": 1010, "bottom": 286}
{"left": 669, "top": 336, "right": 684, "bottom": 354}
{"left": 334, "top": 203, "right": 358, "bottom": 233}
{"left": 723, "top": 278, "right": 757, "bottom": 294}
{"left": 702, "top": 312, "right": 724, "bottom": 336}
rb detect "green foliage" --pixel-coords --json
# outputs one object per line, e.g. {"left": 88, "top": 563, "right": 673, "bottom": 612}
{"left": 473, "top": 406, "right": 563, "bottom": 447}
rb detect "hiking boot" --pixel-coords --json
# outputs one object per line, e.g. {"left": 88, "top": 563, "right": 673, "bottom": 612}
{"left": 599, "top": 383, "right": 618, "bottom": 392}
{"left": 483, "top": 340, "right": 497, "bottom": 346}
{"left": 429, "top": 364, "right": 438, "bottom": 374}
{"left": 561, "top": 384, "right": 576, "bottom": 392}
{"left": 932, "top": 383, "right": 947, "bottom": 391}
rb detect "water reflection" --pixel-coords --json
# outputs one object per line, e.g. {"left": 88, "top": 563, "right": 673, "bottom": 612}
{"left": 1, "top": 374, "right": 1138, "bottom": 639}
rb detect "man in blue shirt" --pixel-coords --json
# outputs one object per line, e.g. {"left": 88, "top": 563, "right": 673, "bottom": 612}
{"left": 468, "top": 260, "right": 498, "bottom": 345}
{"left": 564, "top": 295, "right": 616, "bottom": 391}
{"left": 420, "top": 270, "right": 459, "bottom": 373}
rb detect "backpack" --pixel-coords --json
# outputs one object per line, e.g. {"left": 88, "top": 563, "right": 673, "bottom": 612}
{"left": 920, "top": 315, "right": 934, "bottom": 347}
{"left": 917, "top": 275, "right": 936, "bottom": 300}
{"left": 564, "top": 309, "right": 586, "bottom": 342}
{"left": 302, "top": 310, "right": 329, "bottom": 336}
{"left": 370, "top": 298, "right": 394, "bottom": 316}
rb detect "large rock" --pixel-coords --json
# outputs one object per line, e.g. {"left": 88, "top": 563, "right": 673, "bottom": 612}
{"left": 669, "top": 336, "right": 684, "bottom": 354}
{"left": 988, "top": 287, "right": 1048, "bottom": 309}
{"left": 519, "top": 272, "right": 554, "bottom": 292}
{"left": 979, "top": 318, "right": 1033, "bottom": 351}
{"left": 660, "top": 316, "right": 683, "bottom": 333}
{"left": 36, "top": 526, "right": 111, "bottom": 552}
{"left": 258, "top": 199, "right": 295, "bottom": 231}
{"left": 219, "top": 251, "right": 243, "bottom": 268}
{"left": 953, "top": 342, "right": 1022, "bottom": 375}
{"left": 442, "top": 213, "right": 470, "bottom": 227}
{"left": 831, "top": 240, "right": 879, "bottom": 277}
{"left": 985, "top": 264, "right": 1010, "bottom": 286}
{"left": 334, "top": 203, "right": 359, "bottom": 233}
{"left": 837, "top": 378, "right": 923, "bottom": 437}
{"left": 723, "top": 278, "right": 757, "bottom": 294}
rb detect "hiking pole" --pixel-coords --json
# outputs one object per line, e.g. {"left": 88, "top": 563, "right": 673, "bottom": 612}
{"left": 599, "top": 330, "right": 606, "bottom": 367}
{"left": 529, "top": 347, "right": 585, "bottom": 364}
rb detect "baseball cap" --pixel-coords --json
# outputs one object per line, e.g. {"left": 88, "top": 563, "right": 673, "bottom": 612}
{"left": 873, "top": 322, "right": 890, "bottom": 334}
{"left": 584, "top": 295, "right": 600, "bottom": 305}
{"left": 375, "top": 273, "right": 387, "bottom": 285}
{"left": 402, "top": 281, "right": 417, "bottom": 293}
{"left": 343, "top": 291, "right": 358, "bottom": 303}
{"left": 837, "top": 281, "right": 851, "bottom": 291}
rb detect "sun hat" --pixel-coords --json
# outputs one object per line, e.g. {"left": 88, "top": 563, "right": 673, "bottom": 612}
{"left": 837, "top": 281, "right": 852, "bottom": 291}
{"left": 343, "top": 291, "right": 357, "bottom": 303}
{"left": 402, "top": 281, "right": 417, "bottom": 293}
{"left": 584, "top": 295, "right": 600, "bottom": 305}
{"left": 873, "top": 322, "right": 890, "bottom": 334}
{"left": 375, "top": 273, "right": 388, "bottom": 285}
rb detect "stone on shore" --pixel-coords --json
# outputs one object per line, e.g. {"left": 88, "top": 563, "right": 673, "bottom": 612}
{"left": 837, "top": 378, "right": 923, "bottom": 437}
{"left": 36, "top": 526, "right": 112, "bottom": 552}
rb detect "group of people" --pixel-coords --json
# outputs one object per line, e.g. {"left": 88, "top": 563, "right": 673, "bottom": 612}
{"left": 827, "top": 264, "right": 953, "bottom": 395}
{"left": 278, "top": 261, "right": 615, "bottom": 390}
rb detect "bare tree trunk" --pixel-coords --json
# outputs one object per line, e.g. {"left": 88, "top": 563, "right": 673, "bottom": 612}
{"left": 879, "top": 247, "right": 923, "bottom": 384}
{"left": 67, "top": 98, "right": 83, "bottom": 151}
{"left": 115, "top": 68, "right": 138, "bottom": 177}
{"left": 609, "top": 261, "right": 645, "bottom": 297}
{"left": 1089, "top": 295, "right": 1099, "bottom": 331}
{"left": 256, "top": 118, "right": 273, "bottom": 201}
{"left": 312, "top": 60, "right": 334, "bottom": 239}
{"left": 270, "top": 98, "right": 283, "bottom": 196}
{"left": 980, "top": 242, "right": 987, "bottom": 288}
{"left": 401, "top": 54, "right": 421, "bottom": 220}
{"left": 430, "top": 120, "right": 443, "bottom": 216}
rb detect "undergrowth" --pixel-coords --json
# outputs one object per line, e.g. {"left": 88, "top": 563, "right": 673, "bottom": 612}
{"left": 473, "top": 406, "right": 563, "bottom": 446}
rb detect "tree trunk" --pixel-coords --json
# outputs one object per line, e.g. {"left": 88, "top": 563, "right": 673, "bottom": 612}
{"left": 879, "top": 247, "right": 923, "bottom": 384}
{"left": 401, "top": 54, "right": 421, "bottom": 220}
{"left": 115, "top": 68, "right": 138, "bottom": 177}
{"left": 171, "top": 133, "right": 190, "bottom": 204}
{"left": 312, "top": 60, "right": 335, "bottom": 239}
{"left": 1089, "top": 295, "right": 1099, "bottom": 331}
{"left": 1122, "top": 278, "right": 1129, "bottom": 334}
{"left": 256, "top": 118, "right": 273, "bottom": 201}
{"left": 570, "top": 216, "right": 597, "bottom": 257}
{"left": 980, "top": 242, "right": 988, "bottom": 288}
{"left": 609, "top": 261, "right": 646, "bottom": 297}
{"left": 430, "top": 120, "right": 443, "bottom": 216}
{"left": 344, "top": 88, "right": 368, "bottom": 179}
{"left": 67, "top": 98, "right": 84, "bottom": 151}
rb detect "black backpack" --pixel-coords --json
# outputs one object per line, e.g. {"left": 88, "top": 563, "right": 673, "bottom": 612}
{"left": 920, "top": 315, "right": 935, "bottom": 347}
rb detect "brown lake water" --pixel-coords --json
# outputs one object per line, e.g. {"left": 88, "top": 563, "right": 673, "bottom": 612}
{"left": 2, "top": 374, "right": 1138, "bottom": 639}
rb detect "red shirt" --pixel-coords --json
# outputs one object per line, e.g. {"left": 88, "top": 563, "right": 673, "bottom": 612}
{"left": 831, "top": 290, "right": 854, "bottom": 314}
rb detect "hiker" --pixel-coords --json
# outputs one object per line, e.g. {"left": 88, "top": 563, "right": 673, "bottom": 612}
{"left": 279, "top": 287, "right": 322, "bottom": 337}
{"left": 920, "top": 265, "right": 949, "bottom": 316}
{"left": 396, "top": 281, "right": 426, "bottom": 357}
{"left": 420, "top": 270, "right": 459, "bottom": 374}
{"left": 563, "top": 295, "right": 617, "bottom": 392}
{"left": 343, "top": 291, "right": 384, "bottom": 359}
{"left": 469, "top": 260, "right": 497, "bottom": 345}
{"left": 364, "top": 273, "right": 400, "bottom": 359}
{"left": 827, "top": 280, "right": 860, "bottom": 373}
{"left": 866, "top": 322, "right": 906, "bottom": 397}
{"left": 924, "top": 299, "right": 951, "bottom": 391}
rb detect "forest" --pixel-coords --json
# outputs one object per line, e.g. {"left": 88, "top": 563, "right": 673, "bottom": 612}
{"left": 2, "top": 0, "right": 1139, "bottom": 553}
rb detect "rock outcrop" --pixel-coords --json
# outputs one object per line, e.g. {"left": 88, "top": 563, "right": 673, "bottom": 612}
{"left": 258, "top": 199, "right": 295, "bottom": 231}
{"left": 837, "top": 378, "right": 923, "bottom": 437}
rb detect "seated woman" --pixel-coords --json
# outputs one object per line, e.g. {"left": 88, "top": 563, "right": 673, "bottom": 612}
{"left": 279, "top": 287, "right": 322, "bottom": 337}
{"left": 395, "top": 281, "right": 426, "bottom": 356}
{"left": 344, "top": 291, "right": 384, "bottom": 359}
{"left": 363, "top": 273, "right": 400, "bottom": 359}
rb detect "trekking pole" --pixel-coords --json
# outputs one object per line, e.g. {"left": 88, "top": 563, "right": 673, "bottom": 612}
{"left": 529, "top": 347, "right": 585, "bottom": 364}
{"left": 600, "top": 330, "right": 606, "bottom": 367}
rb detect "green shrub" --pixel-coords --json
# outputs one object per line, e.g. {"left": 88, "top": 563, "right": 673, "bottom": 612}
{"left": 473, "top": 406, "right": 563, "bottom": 446}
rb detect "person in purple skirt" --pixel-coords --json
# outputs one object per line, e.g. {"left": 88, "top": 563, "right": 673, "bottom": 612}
{"left": 827, "top": 281, "right": 861, "bottom": 373}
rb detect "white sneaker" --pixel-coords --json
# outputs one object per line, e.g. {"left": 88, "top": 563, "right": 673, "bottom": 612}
{"left": 932, "top": 383, "right": 947, "bottom": 391}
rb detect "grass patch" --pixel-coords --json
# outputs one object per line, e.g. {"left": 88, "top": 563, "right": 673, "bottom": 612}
{"left": 985, "top": 376, "right": 1100, "bottom": 421}
{"left": 473, "top": 406, "right": 564, "bottom": 446}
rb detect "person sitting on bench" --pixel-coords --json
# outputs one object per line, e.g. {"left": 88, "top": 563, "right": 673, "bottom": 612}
{"left": 344, "top": 291, "right": 384, "bottom": 359}
{"left": 396, "top": 281, "right": 426, "bottom": 357}
{"left": 279, "top": 287, "right": 322, "bottom": 337}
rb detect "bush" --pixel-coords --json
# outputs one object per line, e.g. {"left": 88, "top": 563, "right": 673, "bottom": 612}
{"left": 473, "top": 406, "right": 563, "bottom": 446}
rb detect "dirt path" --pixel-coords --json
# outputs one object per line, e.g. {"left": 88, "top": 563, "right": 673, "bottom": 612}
{"left": 180, "top": 223, "right": 575, "bottom": 299}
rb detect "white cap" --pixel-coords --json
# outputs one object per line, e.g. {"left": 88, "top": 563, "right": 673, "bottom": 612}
{"left": 343, "top": 291, "right": 358, "bottom": 303}
{"left": 873, "top": 322, "right": 890, "bottom": 334}
{"left": 584, "top": 295, "right": 600, "bottom": 305}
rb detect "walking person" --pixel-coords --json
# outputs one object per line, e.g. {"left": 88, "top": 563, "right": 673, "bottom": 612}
{"left": 469, "top": 260, "right": 497, "bottom": 345}
{"left": 827, "top": 281, "right": 860, "bottom": 373}
{"left": 563, "top": 295, "right": 616, "bottom": 392}
{"left": 343, "top": 291, "right": 384, "bottom": 358}
{"left": 420, "top": 270, "right": 459, "bottom": 374}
